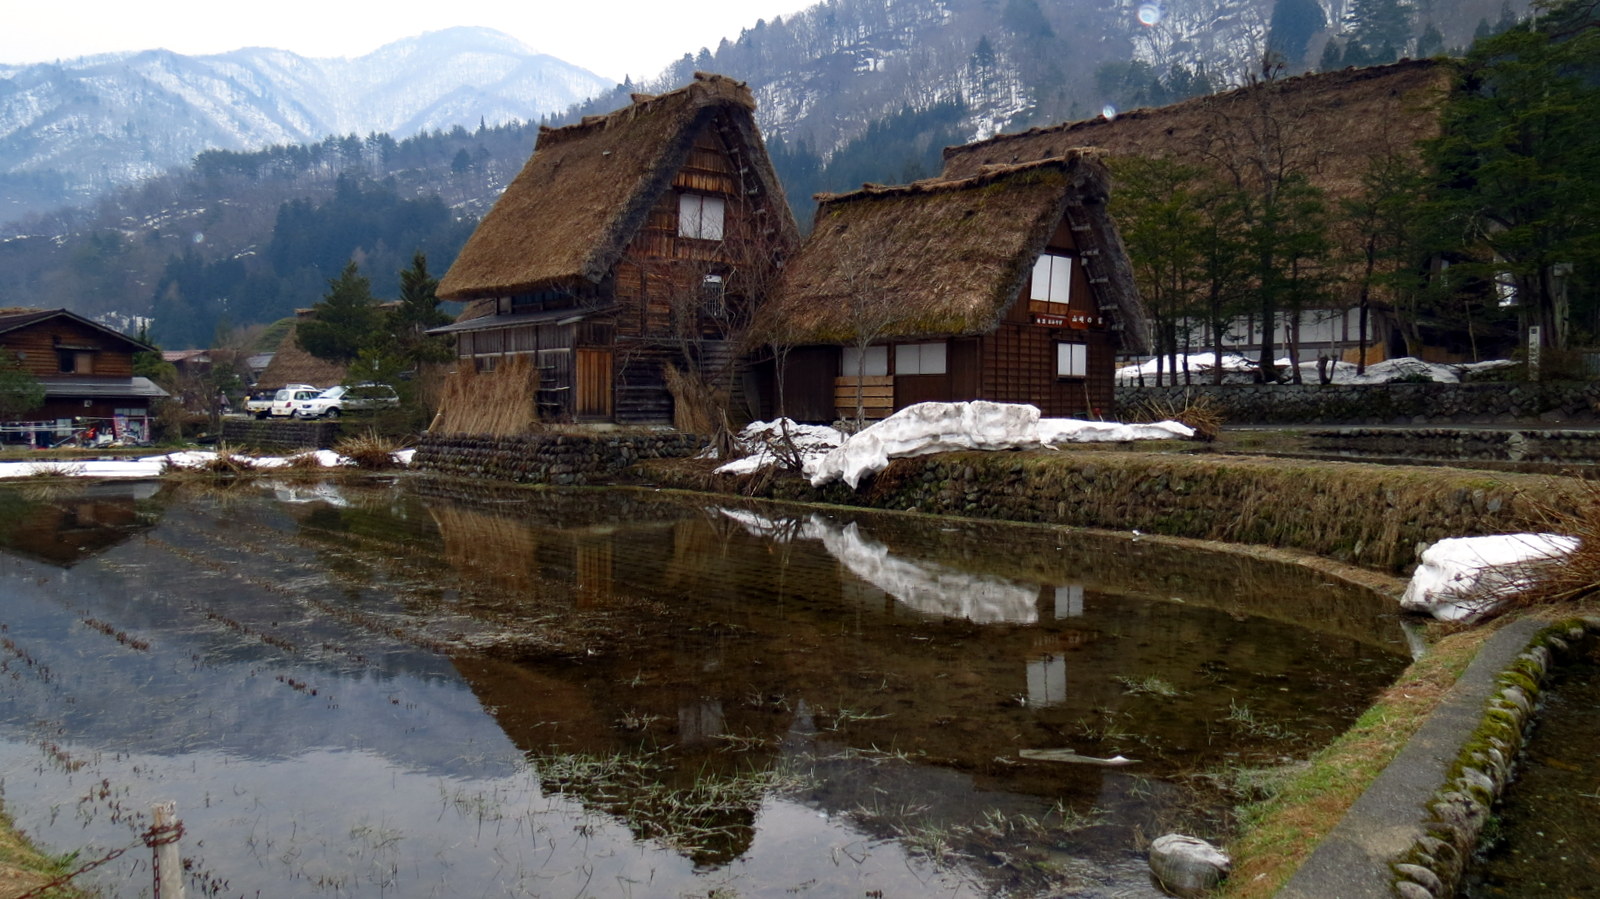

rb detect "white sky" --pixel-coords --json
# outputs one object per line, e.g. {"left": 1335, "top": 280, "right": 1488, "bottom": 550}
{"left": 2, "top": 0, "right": 811, "bottom": 83}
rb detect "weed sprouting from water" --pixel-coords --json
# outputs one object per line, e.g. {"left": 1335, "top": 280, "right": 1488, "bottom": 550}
{"left": 1115, "top": 674, "right": 1182, "bottom": 697}
{"left": 1225, "top": 700, "right": 1295, "bottom": 741}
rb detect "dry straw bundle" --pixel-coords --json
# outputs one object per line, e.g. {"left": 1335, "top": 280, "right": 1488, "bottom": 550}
{"left": 432, "top": 356, "right": 541, "bottom": 436}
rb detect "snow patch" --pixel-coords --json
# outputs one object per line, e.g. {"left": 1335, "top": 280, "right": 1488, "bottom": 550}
{"left": 1400, "top": 533, "right": 1577, "bottom": 621}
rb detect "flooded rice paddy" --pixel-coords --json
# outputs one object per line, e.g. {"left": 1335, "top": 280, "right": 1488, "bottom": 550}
{"left": 0, "top": 478, "right": 1410, "bottom": 897}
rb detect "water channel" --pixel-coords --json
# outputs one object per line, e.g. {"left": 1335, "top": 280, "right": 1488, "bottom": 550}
{"left": 0, "top": 478, "right": 1411, "bottom": 897}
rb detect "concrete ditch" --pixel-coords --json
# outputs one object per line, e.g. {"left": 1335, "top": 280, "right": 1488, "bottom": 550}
{"left": 1278, "top": 616, "right": 1598, "bottom": 898}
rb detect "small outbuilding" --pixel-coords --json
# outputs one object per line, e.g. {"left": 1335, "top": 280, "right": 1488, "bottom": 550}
{"left": 433, "top": 72, "right": 798, "bottom": 426}
{"left": 760, "top": 151, "right": 1148, "bottom": 423}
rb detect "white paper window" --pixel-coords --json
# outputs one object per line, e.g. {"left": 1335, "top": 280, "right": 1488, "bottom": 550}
{"left": 1031, "top": 253, "right": 1072, "bottom": 304}
{"left": 894, "top": 342, "right": 948, "bottom": 375}
{"left": 841, "top": 345, "right": 888, "bottom": 377}
{"left": 1056, "top": 342, "right": 1087, "bottom": 378}
{"left": 678, "top": 193, "right": 725, "bottom": 240}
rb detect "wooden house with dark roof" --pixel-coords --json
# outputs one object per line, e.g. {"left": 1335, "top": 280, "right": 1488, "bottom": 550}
{"left": 760, "top": 152, "right": 1148, "bottom": 423}
{"left": 0, "top": 308, "right": 167, "bottom": 444}
{"left": 434, "top": 72, "right": 798, "bottom": 425}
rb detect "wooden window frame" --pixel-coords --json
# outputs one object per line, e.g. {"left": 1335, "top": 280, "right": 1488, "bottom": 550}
{"left": 677, "top": 193, "right": 726, "bottom": 241}
{"left": 1056, "top": 342, "right": 1087, "bottom": 379}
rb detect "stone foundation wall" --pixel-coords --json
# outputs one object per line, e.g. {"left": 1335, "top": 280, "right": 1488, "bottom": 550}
{"left": 413, "top": 432, "right": 702, "bottom": 485}
{"left": 664, "top": 451, "right": 1566, "bottom": 573}
{"left": 221, "top": 419, "right": 340, "bottom": 452}
{"left": 1117, "top": 382, "right": 1600, "bottom": 425}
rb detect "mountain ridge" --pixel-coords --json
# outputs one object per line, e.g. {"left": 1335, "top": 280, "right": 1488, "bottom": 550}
{"left": 0, "top": 27, "right": 614, "bottom": 221}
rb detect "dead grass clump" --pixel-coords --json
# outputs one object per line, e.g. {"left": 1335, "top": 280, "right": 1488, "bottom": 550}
{"left": 432, "top": 356, "right": 540, "bottom": 436}
{"left": 1126, "top": 392, "right": 1224, "bottom": 441}
{"left": 164, "top": 444, "right": 256, "bottom": 477}
{"left": 335, "top": 432, "right": 406, "bottom": 470}
{"left": 1498, "top": 478, "right": 1600, "bottom": 613}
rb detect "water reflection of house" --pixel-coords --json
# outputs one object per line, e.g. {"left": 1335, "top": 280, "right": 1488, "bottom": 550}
{"left": 0, "top": 483, "right": 162, "bottom": 567}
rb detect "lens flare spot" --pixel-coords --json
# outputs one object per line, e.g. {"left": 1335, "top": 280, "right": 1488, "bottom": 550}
{"left": 1137, "top": 3, "right": 1163, "bottom": 26}
{"left": 1101, "top": 104, "right": 1118, "bottom": 120}
{"left": 191, "top": 232, "right": 205, "bottom": 244}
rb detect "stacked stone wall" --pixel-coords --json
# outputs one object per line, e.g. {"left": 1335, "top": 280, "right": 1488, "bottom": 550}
{"left": 413, "top": 432, "right": 701, "bottom": 485}
{"left": 1117, "top": 382, "right": 1600, "bottom": 425}
{"left": 221, "top": 419, "right": 340, "bottom": 452}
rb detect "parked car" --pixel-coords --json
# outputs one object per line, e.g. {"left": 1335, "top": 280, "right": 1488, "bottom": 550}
{"left": 292, "top": 383, "right": 400, "bottom": 419}
{"left": 245, "top": 388, "right": 286, "bottom": 419}
{"left": 269, "top": 386, "right": 323, "bottom": 418}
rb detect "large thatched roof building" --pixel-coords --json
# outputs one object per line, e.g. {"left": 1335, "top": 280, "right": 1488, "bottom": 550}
{"left": 434, "top": 72, "right": 798, "bottom": 425}
{"left": 761, "top": 152, "right": 1146, "bottom": 422}
{"left": 940, "top": 60, "right": 1453, "bottom": 363}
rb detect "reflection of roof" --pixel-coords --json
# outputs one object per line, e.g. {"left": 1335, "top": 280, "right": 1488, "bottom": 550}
{"left": 162, "top": 349, "right": 210, "bottom": 363}
{"left": 38, "top": 376, "right": 169, "bottom": 399}
{"left": 0, "top": 482, "right": 163, "bottom": 568}
{"left": 428, "top": 305, "right": 616, "bottom": 335}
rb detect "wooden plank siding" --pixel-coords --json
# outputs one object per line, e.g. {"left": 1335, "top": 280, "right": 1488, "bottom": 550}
{"left": 2, "top": 319, "right": 136, "bottom": 378}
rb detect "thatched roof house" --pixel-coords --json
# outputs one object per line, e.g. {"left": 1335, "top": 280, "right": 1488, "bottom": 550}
{"left": 941, "top": 60, "right": 1450, "bottom": 201}
{"left": 435, "top": 73, "right": 798, "bottom": 425}
{"left": 255, "top": 313, "right": 347, "bottom": 390}
{"left": 939, "top": 60, "right": 1453, "bottom": 364}
{"left": 761, "top": 152, "right": 1146, "bottom": 422}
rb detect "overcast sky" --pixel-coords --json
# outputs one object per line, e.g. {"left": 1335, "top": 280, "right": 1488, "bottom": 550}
{"left": 3, "top": 0, "right": 810, "bottom": 83}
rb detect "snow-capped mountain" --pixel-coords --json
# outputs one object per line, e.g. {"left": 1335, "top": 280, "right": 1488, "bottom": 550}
{"left": 0, "top": 27, "right": 613, "bottom": 220}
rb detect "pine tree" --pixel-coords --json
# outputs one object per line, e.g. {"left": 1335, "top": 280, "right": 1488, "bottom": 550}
{"left": 1423, "top": 0, "right": 1600, "bottom": 349}
{"left": 1267, "top": 0, "right": 1329, "bottom": 68}
{"left": 1346, "top": 0, "right": 1413, "bottom": 63}
{"left": 298, "top": 262, "right": 381, "bottom": 363}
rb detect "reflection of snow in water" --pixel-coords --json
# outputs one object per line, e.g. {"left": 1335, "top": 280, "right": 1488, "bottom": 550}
{"left": 812, "top": 520, "right": 1040, "bottom": 624}
{"left": 717, "top": 507, "right": 1041, "bottom": 623}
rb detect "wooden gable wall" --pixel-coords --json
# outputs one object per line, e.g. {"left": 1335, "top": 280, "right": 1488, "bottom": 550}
{"left": 1, "top": 317, "right": 136, "bottom": 378}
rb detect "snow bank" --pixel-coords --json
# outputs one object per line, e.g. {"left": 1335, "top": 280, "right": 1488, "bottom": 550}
{"left": 713, "top": 419, "right": 845, "bottom": 476}
{"left": 0, "top": 448, "right": 413, "bottom": 480}
{"left": 1400, "top": 533, "right": 1577, "bottom": 621}
{"left": 804, "top": 402, "right": 1193, "bottom": 489}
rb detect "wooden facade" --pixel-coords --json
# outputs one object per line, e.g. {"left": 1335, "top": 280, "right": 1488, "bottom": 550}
{"left": 434, "top": 74, "right": 797, "bottom": 426}
{"left": 0, "top": 309, "right": 166, "bottom": 444}
{"left": 763, "top": 154, "right": 1147, "bottom": 424}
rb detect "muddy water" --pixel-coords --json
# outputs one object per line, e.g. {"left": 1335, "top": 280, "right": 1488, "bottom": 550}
{"left": 1460, "top": 640, "right": 1600, "bottom": 897}
{"left": 0, "top": 479, "right": 1409, "bottom": 898}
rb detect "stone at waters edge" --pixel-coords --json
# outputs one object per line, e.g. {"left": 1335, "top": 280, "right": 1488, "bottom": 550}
{"left": 1149, "top": 833, "right": 1231, "bottom": 897}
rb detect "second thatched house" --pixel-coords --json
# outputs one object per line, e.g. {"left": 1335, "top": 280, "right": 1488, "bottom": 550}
{"left": 760, "top": 152, "right": 1148, "bottom": 423}
{"left": 433, "top": 73, "right": 798, "bottom": 427}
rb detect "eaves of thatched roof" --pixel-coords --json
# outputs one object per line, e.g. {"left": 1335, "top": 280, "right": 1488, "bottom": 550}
{"left": 761, "top": 152, "right": 1148, "bottom": 354}
{"left": 940, "top": 59, "right": 1452, "bottom": 205}
{"left": 255, "top": 322, "right": 347, "bottom": 390}
{"left": 438, "top": 72, "right": 794, "bottom": 302}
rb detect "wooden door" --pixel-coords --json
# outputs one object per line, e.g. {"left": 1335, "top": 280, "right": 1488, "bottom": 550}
{"left": 576, "top": 349, "right": 613, "bottom": 420}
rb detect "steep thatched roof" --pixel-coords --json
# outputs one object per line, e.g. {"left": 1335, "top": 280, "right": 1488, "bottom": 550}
{"left": 941, "top": 60, "right": 1450, "bottom": 204}
{"left": 761, "top": 152, "right": 1148, "bottom": 354}
{"left": 438, "top": 72, "right": 796, "bottom": 302}
{"left": 255, "top": 321, "right": 347, "bottom": 389}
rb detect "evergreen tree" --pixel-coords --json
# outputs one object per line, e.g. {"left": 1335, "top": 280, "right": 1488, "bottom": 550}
{"left": 1416, "top": 22, "right": 1446, "bottom": 56}
{"left": 1423, "top": 0, "right": 1600, "bottom": 349}
{"left": 298, "top": 262, "right": 381, "bottom": 363}
{"left": 0, "top": 350, "right": 44, "bottom": 420}
{"left": 1319, "top": 38, "right": 1346, "bottom": 71}
{"left": 1267, "top": 0, "right": 1329, "bottom": 68}
{"left": 1346, "top": 0, "right": 1413, "bottom": 63}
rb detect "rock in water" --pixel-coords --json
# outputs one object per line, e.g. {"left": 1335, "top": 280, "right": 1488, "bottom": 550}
{"left": 1149, "top": 834, "right": 1230, "bottom": 897}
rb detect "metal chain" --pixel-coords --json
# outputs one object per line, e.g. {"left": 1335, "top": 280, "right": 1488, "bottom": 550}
{"left": 14, "top": 817, "right": 186, "bottom": 899}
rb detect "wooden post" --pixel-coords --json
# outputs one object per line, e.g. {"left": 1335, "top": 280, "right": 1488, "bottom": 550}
{"left": 151, "top": 801, "right": 185, "bottom": 899}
